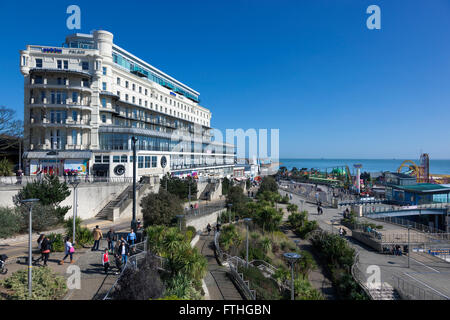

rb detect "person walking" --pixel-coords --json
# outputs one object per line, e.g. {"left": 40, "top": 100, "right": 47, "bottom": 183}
{"left": 40, "top": 236, "right": 52, "bottom": 266}
{"left": 106, "top": 229, "right": 116, "bottom": 253}
{"left": 60, "top": 237, "right": 74, "bottom": 264}
{"left": 127, "top": 229, "right": 136, "bottom": 246}
{"left": 92, "top": 225, "right": 103, "bottom": 251}
{"left": 102, "top": 249, "right": 110, "bottom": 274}
{"left": 119, "top": 241, "right": 129, "bottom": 266}
{"left": 33, "top": 234, "right": 45, "bottom": 265}
{"left": 339, "top": 227, "right": 344, "bottom": 237}
{"left": 207, "top": 223, "right": 211, "bottom": 236}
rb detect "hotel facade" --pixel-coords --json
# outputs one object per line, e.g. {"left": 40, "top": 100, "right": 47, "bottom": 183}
{"left": 20, "top": 30, "right": 235, "bottom": 179}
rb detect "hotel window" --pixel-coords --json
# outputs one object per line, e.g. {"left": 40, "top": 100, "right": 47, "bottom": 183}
{"left": 125, "top": 94, "right": 129, "bottom": 101}
{"left": 138, "top": 156, "right": 144, "bottom": 168}
{"left": 102, "top": 67, "right": 107, "bottom": 75}
{"left": 145, "top": 156, "right": 151, "bottom": 168}
{"left": 63, "top": 60, "right": 68, "bottom": 70}
{"left": 57, "top": 60, "right": 62, "bottom": 69}
{"left": 145, "top": 89, "right": 148, "bottom": 95}
{"left": 102, "top": 155, "right": 110, "bottom": 163}
{"left": 72, "top": 110, "right": 77, "bottom": 122}
{"left": 160, "top": 95, "right": 162, "bottom": 101}
{"left": 121, "top": 155, "right": 127, "bottom": 163}
{"left": 40, "top": 91, "right": 46, "bottom": 103}
{"left": 36, "top": 58, "right": 42, "bottom": 68}
{"left": 132, "top": 96, "right": 135, "bottom": 103}
{"left": 145, "top": 100, "right": 147, "bottom": 107}
{"left": 165, "top": 97, "right": 167, "bottom": 103}
{"left": 72, "top": 130, "right": 77, "bottom": 145}
{"left": 117, "top": 91, "right": 120, "bottom": 98}
{"left": 95, "top": 155, "right": 102, "bottom": 163}
{"left": 82, "top": 78, "right": 89, "bottom": 87}
{"left": 102, "top": 98, "right": 106, "bottom": 108}
{"left": 132, "top": 84, "right": 135, "bottom": 91}
{"left": 139, "top": 99, "right": 142, "bottom": 106}
{"left": 113, "top": 155, "right": 120, "bottom": 163}
{"left": 102, "top": 82, "right": 107, "bottom": 91}
{"left": 82, "top": 61, "right": 89, "bottom": 70}
{"left": 117, "top": 77, "right": 121, "bottom": 85}
{"left": 139, "top": 86, "right": 142, "bottom": 93}
{"left": 151, "top": 156, "right": 157, "bottom": 167}
{"left": 101, "top": 115, "right": 106, "bottom": 123}
{"left": 125, "top": 81, "right": 129, "bottom": 88}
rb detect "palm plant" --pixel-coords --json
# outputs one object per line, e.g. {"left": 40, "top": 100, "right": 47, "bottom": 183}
{"left": 0, "top": 158, "right": 12, "bottom": 176}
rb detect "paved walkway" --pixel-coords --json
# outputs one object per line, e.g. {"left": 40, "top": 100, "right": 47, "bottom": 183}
{"left": 195, "top": 233, "right": 243, "bottom": 300}
{"left": 282, "top": 188, "right": 450, "bottom": 300}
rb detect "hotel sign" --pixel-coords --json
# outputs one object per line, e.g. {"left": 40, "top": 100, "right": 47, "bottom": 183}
{"left": 42, "top": 48, "right": 62, "bottom": 54}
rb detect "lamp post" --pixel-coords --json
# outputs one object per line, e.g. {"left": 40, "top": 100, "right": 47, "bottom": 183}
{"left": 227, "top": 203, "right": 233, "bottom": 223}
{"left": 176, "top": 215, "right": 184, "bottom": 231}
{"left": 131, "top": 136, "right": 138, "bottom": 232}
{"left": 243, "top": 218, "right": 252, "bottom": 267}
{"left": 408, "top": 225, "right": 411, "bottom": 268}
{"left": 68, "top": 176, "right": 80, "bottom": 245}
{"left": 21, "top": 198, "right": 39, "bottom": 299}
{"left": 284, "top": 252, "right": 301, "bottom": 300}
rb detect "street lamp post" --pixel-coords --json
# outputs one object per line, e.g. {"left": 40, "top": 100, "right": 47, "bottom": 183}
{"left": 69, "top": 176, "right": 80, "bottom": 245}
{"left": 176, "top": 215, "right": 184, "bottom": 232}
{"left": 244, "top": 218, "right": 252, "bottom": 267}
{"left": 21, "top": 198, "right": 40, "bottom": 299}
{"left": 408, "top": 225, "right": 411, "bottom": 268}
{"left": 284, "top": 252, "right": 301, "bottom": 300}
{"left": 131, "top": 136, "right": 138, "bottom": 232}
{"left": 227, "top": 203, "right": 233, "bottom": 223}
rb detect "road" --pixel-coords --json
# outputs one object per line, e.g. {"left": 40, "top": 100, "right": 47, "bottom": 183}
{"left": 280, "top": 187, "right": 450, "bottom": 300}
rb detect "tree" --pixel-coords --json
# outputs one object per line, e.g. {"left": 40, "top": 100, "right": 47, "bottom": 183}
{"left": 141, "top": 189, "right": 183, "bottom": 227}
{"left": 222, "top": 177, "right": 232, "bottom": 195}
{"left": 113, "top": 253, "right": 164, "bottom": 300}
{"left": 0, "top": 106, "right": 23, "bottom": 151}
{"left": 160, "top": 174, "right": 198, "bottom": 201}
{"left": 257, "top": 176, "right": 278, "bottom": 196}
{"left": 253, "top": 205, "right": 282, "bottom": 232}
{"left": 13, "top": 175, "right": 71, "bottom": 230}
{"left": 226, "top": 186, "right": 249, "bottom": 216}
{"left": 0, "top": 158, "right": 13, "bottom": 176}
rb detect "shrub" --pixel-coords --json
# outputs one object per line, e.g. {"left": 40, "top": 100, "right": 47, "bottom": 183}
{"left": 64, "top": 217, "right": 93, "bottom": 247}
{"left": 0, "top": 207, "right": 21, "bottom": 238}
{"left": 294, "top": 277, "right": 324, "bottom": 300}
{"left": 47, "top": 233, "right": 64, "bottom": 252}
{"left": 141, "top": 189, "right": 184, "bottom": 227}
{"left": 0, "top": 266, "right": 67, "bottom": 300}
{"left": 0, "top": 158, "right": 13, "bottom": 176}
{"left": 163, "top": 273, "right": 202, "bottom": 300}
{"left": 296, "top": 220, "right": 319, "bottom": 239}
{"left": 239, "top": 265, "right": 282, "bottom": 300}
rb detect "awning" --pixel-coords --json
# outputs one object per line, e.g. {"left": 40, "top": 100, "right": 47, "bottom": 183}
{"left": 24, "top": 151, "right": 92, "bottom": 160}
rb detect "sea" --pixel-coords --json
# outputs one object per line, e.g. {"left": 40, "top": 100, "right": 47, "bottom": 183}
{"left": 278, "top": 159, "right": 450, "bottom": 175}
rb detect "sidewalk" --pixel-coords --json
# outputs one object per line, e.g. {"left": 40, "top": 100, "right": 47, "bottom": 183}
{"left": 195, "top": 233, "right": 243, "bottom": 300}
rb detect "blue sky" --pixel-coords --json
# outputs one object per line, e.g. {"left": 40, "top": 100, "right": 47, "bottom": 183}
{"left": 1, "top": 0, "right": 449, "bottom": 159}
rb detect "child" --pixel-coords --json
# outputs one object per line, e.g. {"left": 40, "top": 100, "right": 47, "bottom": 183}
{"left": 102, "top": 249, "right": 110, "bottom": 274}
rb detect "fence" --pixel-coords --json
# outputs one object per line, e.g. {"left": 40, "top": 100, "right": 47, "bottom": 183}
{"left": 369, "top": 215, "right": 446, "bottom": 234}
{"left": 102, "top": 239, "right": 168, "bottom": 300}
{"left": 0, "top": 175, "right": 135, "bottom": 186}
{"left": 213, "top": 231, "right": 256, "bottom": 300}
{"left": 392, "top": 275, "right": 449, "bottom": 300}
{"left": 184, "top": 201, "right": 226, "bottom": 219}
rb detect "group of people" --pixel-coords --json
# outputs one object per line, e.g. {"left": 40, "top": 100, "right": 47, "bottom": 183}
{"left": 92, "top": 225, "right": 139, "bottom": 274}
{"left": 206, "top": 222, "right": 221, "bottom": 235}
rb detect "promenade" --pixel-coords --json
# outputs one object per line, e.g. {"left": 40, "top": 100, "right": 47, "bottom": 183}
{"left": 281, "top": 187, "right": 450, "bottom": 300}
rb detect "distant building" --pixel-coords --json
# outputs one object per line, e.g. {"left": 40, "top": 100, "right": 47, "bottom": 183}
{"left": 384, "top": 172, "right": 450, "bottom": 205}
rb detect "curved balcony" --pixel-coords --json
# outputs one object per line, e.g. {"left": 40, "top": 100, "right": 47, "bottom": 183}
{"left": 28, "top": 102, "right": 93, "bottom": 112}
{"left": 29, "top": 119, "right": 92, "bottom": 130}
{"left": 27, "top": 82, "right": 93, "bottom": 93}
{"left": 29, "top": 67, "right": 92, "bottom": 79}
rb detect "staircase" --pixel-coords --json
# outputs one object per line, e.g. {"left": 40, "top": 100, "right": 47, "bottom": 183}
{"left": 96, "top": 185, "right": 132, "bottom": 220}
{"left": 368, "top": 283, "right": 400, "bottom": 300}
{"left": 199, "top": 180, "right": 219, "bottom": 201}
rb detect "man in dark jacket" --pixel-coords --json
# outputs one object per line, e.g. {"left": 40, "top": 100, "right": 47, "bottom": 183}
{"left": 106, "top": 229, "right": 117, "bottom": 253}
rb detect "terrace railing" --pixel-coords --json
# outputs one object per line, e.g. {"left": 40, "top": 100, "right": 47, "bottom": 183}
{"left": 392, "top": 275, "right": 449, "bottom": 300}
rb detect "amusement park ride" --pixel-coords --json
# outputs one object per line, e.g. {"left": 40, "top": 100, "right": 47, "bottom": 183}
{"left": 397, "top": 153, "right": 450, "bottom": 184}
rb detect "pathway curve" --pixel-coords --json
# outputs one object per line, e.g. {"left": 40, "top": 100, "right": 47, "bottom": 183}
{"left": 195, "top": 233, "right": 243, "bottom": 300}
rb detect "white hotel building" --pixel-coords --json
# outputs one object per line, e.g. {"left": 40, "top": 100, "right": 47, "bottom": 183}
{"left": 20, "top": 30, "right": 235, "bottom": 179}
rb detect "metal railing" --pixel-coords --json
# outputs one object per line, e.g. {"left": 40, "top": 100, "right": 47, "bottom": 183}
{"left": 0, "top": 175, "right": 135, "bottom": 186}
{"left": 369, "top": 216, "right": 446, "bottom": 234}
{"left": 392, "top": 275, "right": 448, "bottom": 300}
{"left": 184, "top": 201, "right": 226, "bottom": 219}
{"left": 214, "top": 231, "right": 256, "bottom": 300}
{"left": 102, "top": 239, "right": 168, "bottom": 300}
{"left": 363, "top": 203, "right": 450, "bottom": 215}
